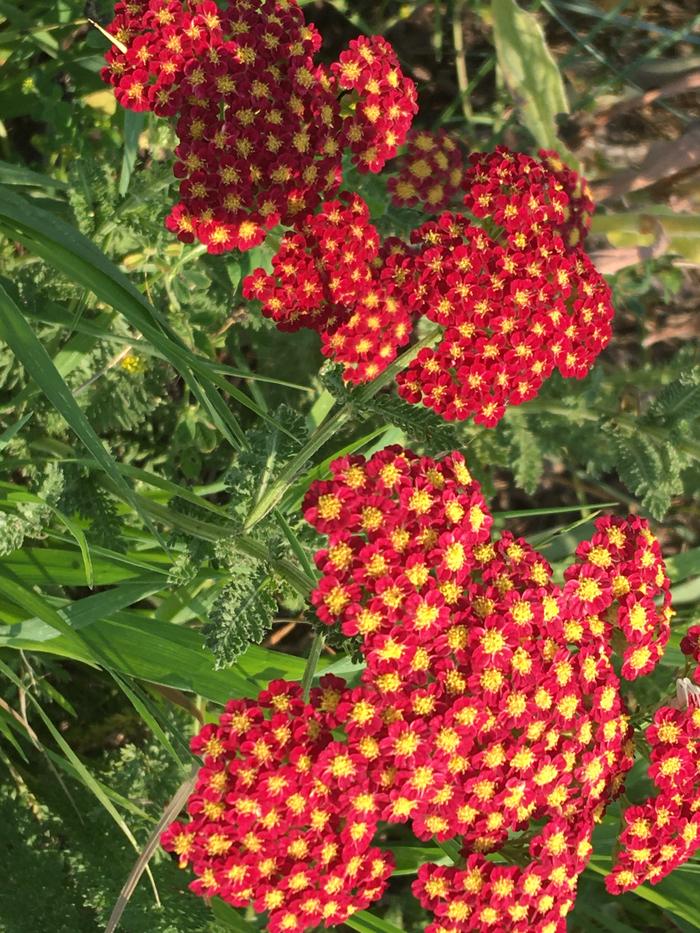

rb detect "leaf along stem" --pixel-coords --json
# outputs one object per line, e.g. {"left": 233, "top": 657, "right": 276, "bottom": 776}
{"left": 301, "top": 631, "right": 326, "bottom": 701}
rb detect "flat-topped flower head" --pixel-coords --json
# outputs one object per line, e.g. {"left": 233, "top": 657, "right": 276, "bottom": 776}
{"left": 607, "top": 700, "right": 700, "bottom": 894}
{"left": 395, "top": 211, "right": 614, "bottom": 425}
{"left": 243, "top": 194, "right": 417, "bottom": 382}
{"left": 163, "top": 451, "right": 676, "bottom": 929}
{"left": 161, "top": 678, "right": 395, "bottom": 928}
{"left": 463, "top": 147, "right": 595, "bottom": 248}
{"left": 102, "top": 1, "right": 416, "bottom": 253}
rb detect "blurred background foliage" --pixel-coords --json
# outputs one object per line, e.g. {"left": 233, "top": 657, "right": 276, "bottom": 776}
{"left": 1, "top": 0, "right": 700, "bottom": 930}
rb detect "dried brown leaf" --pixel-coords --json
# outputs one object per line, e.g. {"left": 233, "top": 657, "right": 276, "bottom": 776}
{"left": 591, "top": 124, "right": 700, "bottom": 202}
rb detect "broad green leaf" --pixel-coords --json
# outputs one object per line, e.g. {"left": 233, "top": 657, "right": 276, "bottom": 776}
{"left": 586, "top": 862, "right": 700, "bottom": 928}
{"left": 210, "top": 899, "right": 260, "bottom": 930}
{"left": 0, "top": 158, "right": 67, "bottom": 189}
{"left": 491, "top": 0, "right": 574, "bottom": 160}
{"left": 0, "top": 565, "right": 84, "bottom": 646}
{"left": 1, "top": 545, "right": 169, "bottom": 587}
{"left": 0, "top": 600, "right": 308, "bottom": 702}
{"left": 664, "top": 547, "right": 700, "bottom": 584}
{"left": 388, "top": 845, "right": 447, "bottom": 875}
{"left": 0, "top": 411, "right": 32, "bottom": 449}
{"left": 0, "top": 483, "right": 95, "bottom": 586}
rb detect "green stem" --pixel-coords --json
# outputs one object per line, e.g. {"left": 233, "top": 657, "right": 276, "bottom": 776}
{"left": 243, "top": 327, "right": 442, "bottom": 532}
{"left": 301, "top": 631, "right": 326, "bottom": 701}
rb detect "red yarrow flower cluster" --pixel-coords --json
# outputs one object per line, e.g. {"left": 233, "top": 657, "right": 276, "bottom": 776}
{"left": 395, "top": 212, "right": 613, "bottom": 425}
{"left": 163, "top": 448, "right": 674, "bottom": 930}
{"left": 606, "top": 703, "right": 700, "bottom": 893}
{"left": 243, "top": 193, "right": 416, "bottom": 382}
{"left": 303, "top": 448, "right": 667, "bottom": 930}
{"left": 161, "top": 679, "right": 394, "bottom": 932}
{"left": 415, "top": 822, "right": 594, "bottom": 933}
{"left": 331, "top": 36, "right": 418, "bottom": 173}
{"left": 681, "top": 623, "right": 700, "bottom": 684}
{"left": 244, "top": 149, "right": 613, "bottom": 416}
{"left": 463, "top": 147, "right": 595, "bottom": 248}
{"left": 101, "top": 0, "right": 416, "bottom": 252}
{"left": 565, "top": 515, "right": 672, "bottom": 679}
{"left": 388, "top": 128, "right": 464, "bottom": 212}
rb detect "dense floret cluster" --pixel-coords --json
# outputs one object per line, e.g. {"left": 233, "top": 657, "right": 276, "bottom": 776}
{"left": 163, "top": 448, "right": 680, "bottom": 931}
{"left": 387, "top": 129, "right": 464, "bottom": 212}
{"left": 463, "top": 148, "right": 595, "bottom": 248}
{"left": 331, "top": 36, "right": 418, "bottom": 173}
{"left": 395, "top": 209, "right": 613, "bottom": 425}
{"left": 242, "top": 194, "right": 416, "bottom": 382}
{"left": 161, "top": 680, "right": 394, "bottom": 932}
{"left": 101, "top": 0, "right": 416, "bottom": 252}
{"left": 606, "top": 703, "right": 700, "bottom": 894}
{"left": 681, "top": 623, "right": 700, "bottom": 685}
{"left": 243, "top": 148, "right": 612, "bottom": 422}
{"left": 102, "top": 5, "right": 612, "bottom": 427}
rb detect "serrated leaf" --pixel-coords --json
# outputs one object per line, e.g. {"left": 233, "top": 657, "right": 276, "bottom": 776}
{"left": 613, "top": 431, "right": 675, "bottom": 520}
{"left": 203, "top": 558, "right": 278, "bottom": 668}
{"left": 507, "top": 411, "right": 542, "bottom": 494}
{"left": 649, "top": 369, "right": 700, "bottom": 422}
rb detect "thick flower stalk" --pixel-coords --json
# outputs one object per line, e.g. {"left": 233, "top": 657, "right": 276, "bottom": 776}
{"left": 163, "top": 447, "right": 680, "bottom": 932}
{"left": 101, "top": 0, "right": 416, "bottom": 252}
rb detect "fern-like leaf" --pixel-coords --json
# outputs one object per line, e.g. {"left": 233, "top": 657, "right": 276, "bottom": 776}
{"left": 506, "top": 412, "right": 542, "bottom": 495}
{"left": 613, "top": 430, "right": 681, "bottom": 520}
{"left": 225, "top": 403, "right": 308, "bottom": 525}
{"left": 203, "top": 556, "right": 278, "bottom": 667}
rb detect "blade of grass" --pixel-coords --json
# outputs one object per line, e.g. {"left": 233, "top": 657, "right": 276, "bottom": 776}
{"left": 0, "top": 158, "right": 67, "bottom": 189}
{"left": 118, "top": 110, "right": 145, "bottom": 197}
{"left": 493, "top": 501, "right": 618, "bottom": 519}
{"left": 345, "top": 911, "right": 406, "bottom": 933}
{"left": 0, "top": 565, "right": 87, "bottom": 646}
{"left": 110, "top": 671, "right": 188, "bottom": 769}
{"left": 105, "top": 767, "right": 198, "bottom": 933}
{"left": 0, "top": 657, "right": 161, "bottom": 904}
{"left": 1, "top": 486, "right": 95, "bottom": 587}
{"left": 0, "top": 411, "right": 32, "bottom": 449}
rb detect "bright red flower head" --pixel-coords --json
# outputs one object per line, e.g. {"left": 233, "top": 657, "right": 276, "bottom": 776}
{"left": 163, "top": 448, "right": 675, "bottom": 930}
